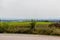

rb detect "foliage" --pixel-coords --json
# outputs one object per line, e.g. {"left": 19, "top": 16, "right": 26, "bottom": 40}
{"left": 0, "top": 21, "right": 60, "bottom": 36}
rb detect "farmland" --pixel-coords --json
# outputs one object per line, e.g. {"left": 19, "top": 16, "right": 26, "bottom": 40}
{"left": 1, "top": 21, "right": 53, "bottom": 26}
{"left": 0, "top": 21, "right": 60, "bottom": 36}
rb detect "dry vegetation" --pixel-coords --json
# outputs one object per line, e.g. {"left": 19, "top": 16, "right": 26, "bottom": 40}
{"left": 0, "top": 21, "right": 60, "bottom": 36}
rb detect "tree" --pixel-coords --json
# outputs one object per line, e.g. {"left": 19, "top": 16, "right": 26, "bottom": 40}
{"left": 44, "top": 20, "right": 49, "bottom": 22}
{"left": 29, "top": 20, "right": 36, "bottom": 33}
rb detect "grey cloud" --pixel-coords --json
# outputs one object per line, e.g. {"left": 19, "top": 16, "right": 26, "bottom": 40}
{"left": 0, "top": 0, "right": 60, "bottom": 19}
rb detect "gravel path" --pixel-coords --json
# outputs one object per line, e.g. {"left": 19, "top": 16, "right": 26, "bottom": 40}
{"left": 0, "top": 34, "right": 60, "bottom": 40}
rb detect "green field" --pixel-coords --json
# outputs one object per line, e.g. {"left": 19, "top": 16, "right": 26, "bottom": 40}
{"left": 0, "top": 21, "right": 60, "bottom": 36}
{"left": 1, "top": 22, "right": 53, "bottom": 26}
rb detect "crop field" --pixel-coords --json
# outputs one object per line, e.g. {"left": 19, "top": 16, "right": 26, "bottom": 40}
{"left": 0, "top": 21, "right": 60, "bottom": 36}
{"left": 0, "top": 22, "right": 53, "bottom": 26}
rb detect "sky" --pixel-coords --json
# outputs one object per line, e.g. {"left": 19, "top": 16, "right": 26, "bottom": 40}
{"left": 0, "top": 0, "right": 60, "bottom": 19}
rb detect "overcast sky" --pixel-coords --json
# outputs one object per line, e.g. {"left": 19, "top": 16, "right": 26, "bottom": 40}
{"left": 0, "top": 0, "right": 60, "bottom": 19}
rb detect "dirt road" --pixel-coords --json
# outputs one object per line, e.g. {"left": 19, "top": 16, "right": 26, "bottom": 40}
{"left": 0, "top": 34, "right": 60, "bottom": 40}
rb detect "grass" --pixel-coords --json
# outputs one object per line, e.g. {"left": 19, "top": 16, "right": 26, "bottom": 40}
{"left": 0, "top": 21, "right": 60, "bottom": 36}
{"left": 36, "top": 22, "right": 53, "bottom": 24}
{"left": 1, "top": 21, "right": 53, "bottom": 26}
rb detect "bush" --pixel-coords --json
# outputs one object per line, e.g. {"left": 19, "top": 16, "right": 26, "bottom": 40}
{"left": 0, "top": 22, "right": 60, "bottom": 36}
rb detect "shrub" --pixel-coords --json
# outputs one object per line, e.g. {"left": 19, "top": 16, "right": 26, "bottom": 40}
{"left": 0, "top": 22, "right": 60, "bottom": 36}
